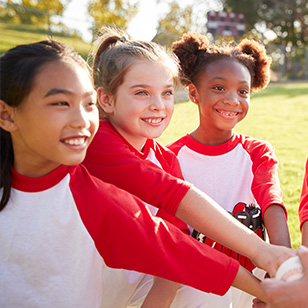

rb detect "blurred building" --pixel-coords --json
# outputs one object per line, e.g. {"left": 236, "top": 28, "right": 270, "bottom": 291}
{"left": 206, "top": 11, "right": 246, "bottom": 38}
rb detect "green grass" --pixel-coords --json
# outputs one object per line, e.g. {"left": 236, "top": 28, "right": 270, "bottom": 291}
{"left": 0, "top": 21, "right": 91, "bottom": 59}
{"left": 159, "top": 82, "right": 308, "bottom": 249}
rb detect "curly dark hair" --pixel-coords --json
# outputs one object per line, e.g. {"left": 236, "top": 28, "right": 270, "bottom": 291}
{"left": 172, "top": 32, "right": 272, "bottom": 91}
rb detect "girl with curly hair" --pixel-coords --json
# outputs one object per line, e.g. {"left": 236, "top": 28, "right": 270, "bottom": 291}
{"left": 168, "top": 32, "right": 292, "bottom": 307}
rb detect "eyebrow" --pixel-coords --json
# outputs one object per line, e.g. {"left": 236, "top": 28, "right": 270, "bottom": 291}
{"left": 209, "top": 77, "right": 249, "bottom": 84}
{"left": 45, "top": 88, "right": 96, "bottom": 97}
{"left": 130, "top": 84, "right": 174, "bottom": 89}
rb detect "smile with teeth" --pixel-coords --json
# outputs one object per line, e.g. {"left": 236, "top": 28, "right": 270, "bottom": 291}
{"left": 143, "top": 118, "right": 164, "bottom": 124}
{"left": 216, "top": 109, "right": 239, "bottom": 117}
{"left": 63, "top": 137, "right": 87, "bottom": 146}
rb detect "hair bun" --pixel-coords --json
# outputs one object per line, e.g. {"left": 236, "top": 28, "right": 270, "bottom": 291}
{"left": 172, "top": 32, "right": 210, "bottom": 86}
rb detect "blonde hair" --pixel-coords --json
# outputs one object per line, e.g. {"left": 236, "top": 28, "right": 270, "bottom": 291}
{"left": 89, "top": 26, "right": 180, "bottom": 96}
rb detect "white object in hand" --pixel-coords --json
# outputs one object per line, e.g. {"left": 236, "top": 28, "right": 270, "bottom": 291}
{"left": 275, "top": 256, "right": 304, "bottom": 282}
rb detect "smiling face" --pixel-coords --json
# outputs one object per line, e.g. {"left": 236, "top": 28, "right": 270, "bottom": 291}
{"left": 189, "top": 59, "right": 251, "bottom": 145}
{"left": 99, "top": 60, "right": 174, "bottom": 150}
{"left": 9, "top": 60, "right": 99, "bottom": 177}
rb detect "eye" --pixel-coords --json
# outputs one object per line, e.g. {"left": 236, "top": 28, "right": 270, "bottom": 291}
{"left": 52, "top": 101, "right": 69, "bottom": 106}
{"left": 135, "top": 90, "right": 148, "bottom": 96}
{"left": 86, "top": 101, "right": 97, "bottom": 107}
{"left": 213, "top": 85, "right": 224, "bottom": 91}
{"left": 239, "top": 89, "right": 249, "bottom": 96}
{"left": 163, "top": 89, "right": 174, "bottom": 96}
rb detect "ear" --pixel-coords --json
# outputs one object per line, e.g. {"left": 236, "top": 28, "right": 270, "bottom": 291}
{"left": 97, "top": 87, "right": 115, "bottom": 114}
{"left": 0, "top": 100, "right": 18, "bottom": 132}
{"left": 188, "top": 83, "right": 199, "bottom": 104}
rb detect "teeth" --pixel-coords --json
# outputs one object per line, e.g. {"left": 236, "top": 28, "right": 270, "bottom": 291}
{"left": 64, "top": 138, "right": 85, "bottom": 146}
{"left": 144, "top": 118, "right": 162, "bottom": 124}
{"left": 219, "top": 110, "right": 238, "bottom": 117}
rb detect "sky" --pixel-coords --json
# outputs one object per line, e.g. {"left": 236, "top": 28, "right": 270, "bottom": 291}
{"left": 62, "top": 0, "right": 167, "bottom": 42}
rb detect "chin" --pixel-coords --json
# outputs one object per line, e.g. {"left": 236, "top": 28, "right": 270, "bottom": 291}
{"left": 63, "top": 155, "right": 86, "bottom": 166}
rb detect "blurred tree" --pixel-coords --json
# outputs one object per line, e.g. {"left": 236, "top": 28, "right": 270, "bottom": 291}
{"left": 222, "top": 0, "right": 308, "bottom": 47}
{"left": 0, "top": 0, "right": 70, "bottom": 25}
{"left": 153, "top": 1, "right": 192, "bottom": 47}
{"left": 88, "top": 0, "right": 139, "bottom": 36}
{"left": 153, "top": 0, "right": 222, "bottom": 48}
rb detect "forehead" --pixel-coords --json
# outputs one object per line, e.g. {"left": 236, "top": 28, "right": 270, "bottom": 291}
{"left": 207, "top": 58, "right": 250, "bottom": 76}
{"left": 33, "top": 59, "right": 93, "bottom": 91}
{"left": 124, "top": 60, "right": 175, "bottom": 82}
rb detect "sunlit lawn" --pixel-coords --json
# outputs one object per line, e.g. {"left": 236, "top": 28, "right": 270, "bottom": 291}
{"left": 159, "top": 82, "right": 308, "bottom": 249}
{"left": 0, "top": 21, "right": 91, "bottom": 59}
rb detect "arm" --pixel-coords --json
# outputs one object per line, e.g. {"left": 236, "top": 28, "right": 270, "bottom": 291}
{"left": 248, "top": 140, "right": 291, "bottom": 247}
{"left": 263, "top": 204, "right": 291, "bottom": 247}
{"left": 84, "top": 124, "right": 295, "bottom": 276}
{"left": 232, "top": 265, "right": 267, "bottom": 303}
{"left": 175, "top": 186, "right": 295, "bottom": 277}
{"left": 299, "top": 159, "right": 308, "bottom": 246}
{"left": 83, "top": 120, "right": 191, "bottom": 214}
{"left": 143, "top": 266, "right": 268, "bottom": 308}
{"left": 73, "top": 165, "right": 239, "bottom": 296}
{"left": 302, "top": 221, "right": 308, "bottom": 247}
{"left": 141, "top": 278, "right": 180, "bottom": 308}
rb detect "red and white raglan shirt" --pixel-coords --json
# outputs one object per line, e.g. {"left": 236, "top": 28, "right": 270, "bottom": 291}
{"left": 168, "top": 133, "right": 287, "bottom": 272}
{"left": 0, "top": 164, "right": 239, "bottom": 308}
{"left": 82, "top": 119, "right": 193, "bottom": 307}
{"left": 299, "top": 158, "right": 308, "bottom": 229}
{"left": 83, "top": 119, "right": 192, "bottom": 221}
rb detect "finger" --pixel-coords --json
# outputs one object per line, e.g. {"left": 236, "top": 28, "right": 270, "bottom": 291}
{"left": 297, "top": 245, "right": 308, "bottom": 272}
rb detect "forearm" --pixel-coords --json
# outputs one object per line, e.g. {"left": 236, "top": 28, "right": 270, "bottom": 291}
{"left": 232, "top": 266, "right": 267, "bottom": 303}
{"left": 175, "top": 186, "right": 296, "bottom": 277}
{"left": 263, "top": 204, "right": 291, "bottom": 247}
{"left": 176, "top": 186, "right": 263, "bottom": 260}
{"left": 141, "top": 277, "right": 180, "bottom": 308}
{"left": 302, "top": 220, "right": 308, "bottom": 247}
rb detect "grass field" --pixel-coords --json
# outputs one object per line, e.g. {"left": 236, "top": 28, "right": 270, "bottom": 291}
{"left": 0, "top": 21, "right": 91, "bottom": 59}
{"left": 159, "top": 82, "right": 308, "bottom": 249}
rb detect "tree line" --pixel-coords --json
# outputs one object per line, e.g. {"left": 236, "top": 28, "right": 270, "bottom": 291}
{"left": 1, "top": 0, "right": 307, "bottom": 49}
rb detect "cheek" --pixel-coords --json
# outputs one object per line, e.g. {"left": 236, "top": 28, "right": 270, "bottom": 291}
{"left": 166, "top": 100, "right": 174, "bottom": 115}
{"left": 90, "top": 109, "right": 99, "bottom": 131}
{"left": 244, "top": 100, "right": 250, "bottom": 113}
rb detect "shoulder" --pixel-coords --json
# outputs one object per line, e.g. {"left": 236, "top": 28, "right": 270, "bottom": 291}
{"left": 69, "top": 164, "right": 144, "bottom": 209}
{"left": 151, "top": 139, "right": 182, "bottom": 172}
{"left": 90, "top": 119, "right": 124, "bottom": 150}
{"left": 237, "top": 133, "right": 275, "bottom": 155}
{"left": 152, "top": 139, "right": 178, "bottom": 157}
{"left": 166, "top": 135, "right": 188, "bottom": 155}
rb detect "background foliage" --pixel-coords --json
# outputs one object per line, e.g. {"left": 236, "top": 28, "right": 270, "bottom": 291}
{"left": 1, "top": 0, "right": 307, "bottom": 48}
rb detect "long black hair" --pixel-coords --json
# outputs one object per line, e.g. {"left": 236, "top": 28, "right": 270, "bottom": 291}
{"left": 0, "top": 40, "right": 89, "bottom": 211}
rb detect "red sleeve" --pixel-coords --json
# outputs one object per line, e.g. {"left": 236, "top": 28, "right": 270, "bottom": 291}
{"left": 167, "top": 136, "right": 187, "bottom": 156}
{"left": 70, "top": 165, "right": 239, "bottom": 296}
{"left": 299, "top": 159, "right": 308, "bottom": 229}
{"left": 82, "top": 120, "right": 192, "bottom": 216}
{"left": 242, "top": 136, "right": 286, "bottom": 218}
{"left": 150, "top": 141, "right": 190, "bottom": 234}
{"left": 151, "top": 140, "right": 186, "bottom": 180}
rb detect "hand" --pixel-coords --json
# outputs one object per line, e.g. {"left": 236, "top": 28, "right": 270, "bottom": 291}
{"left": 256, "top": 246, "right": 308, "bottom": 308}
{"left": 252, "top": 243, "right": 296, "bottom": 277}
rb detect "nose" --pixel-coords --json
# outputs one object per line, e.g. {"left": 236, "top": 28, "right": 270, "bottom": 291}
{"left": 70, "top": 106, "right": 91, "bottom": 129}
{"left": 223, "top": 93, "right": 240, "bottom": 106}
{"left": 149, "top": 95, "right": 165, "bottom": 111}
